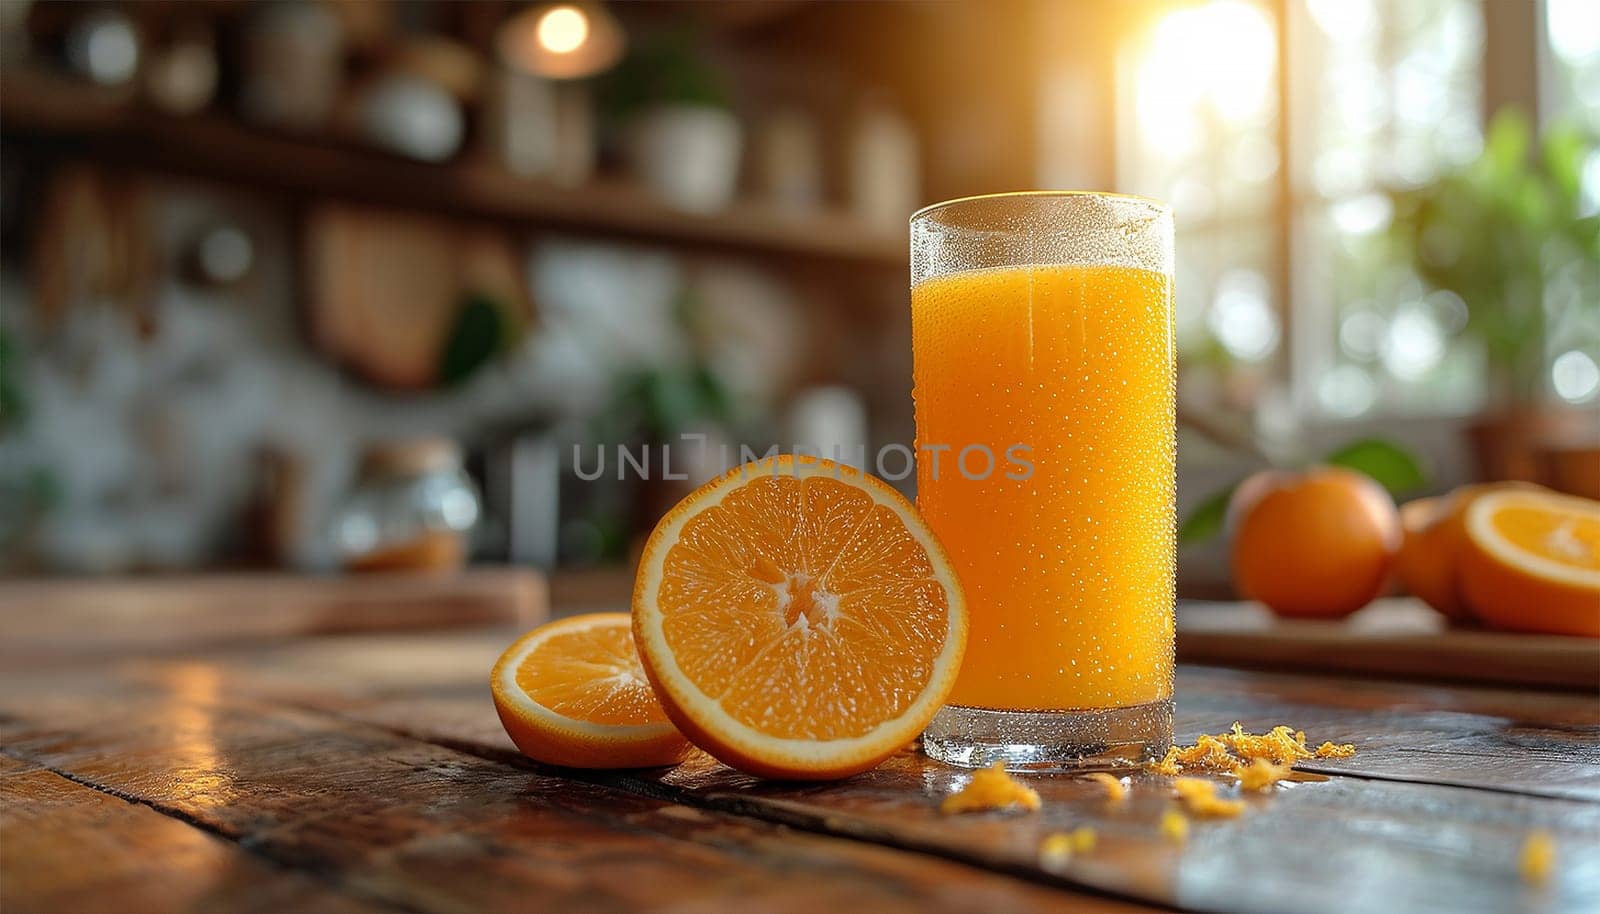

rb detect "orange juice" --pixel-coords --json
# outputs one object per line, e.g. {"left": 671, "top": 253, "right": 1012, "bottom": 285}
{"left": 911, "top": 263, "right": 1175, "bottom": 711}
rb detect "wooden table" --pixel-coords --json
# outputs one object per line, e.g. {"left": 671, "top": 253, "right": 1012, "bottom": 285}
{"left": 3, "top": 610, "right": 1598, "bottom": 913}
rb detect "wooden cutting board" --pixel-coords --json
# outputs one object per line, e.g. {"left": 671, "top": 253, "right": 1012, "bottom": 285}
{"left": 1178, "top": 597, "right": 1600, "bottom": 690}
{"left": 0, "top": 567, "right": 547, "bottom": 662}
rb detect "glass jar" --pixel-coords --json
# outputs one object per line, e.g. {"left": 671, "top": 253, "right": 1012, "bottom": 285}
{"left": 334, "top": 438, "right": 479, "bottom": 573}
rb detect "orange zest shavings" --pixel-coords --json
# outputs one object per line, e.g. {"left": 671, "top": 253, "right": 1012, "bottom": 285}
{"left": 1313, "top": 740, "right": 1357, "bottom": 759}
{"left": 1160, "top": 809, "right": 1190, "bottom": 843}
{"left": 1149, "top": 723, "right": 1356, "bottom": 780}
{"left": 1236, "top": 759, "right": 1293, "bottom": 792}
{"left": 1238, "top": 724, "right": 1355, "bottom": 762}
{"left": 940, "top": 762, "right": 1041, "bottom": 815}
{"left": 1174, "top": 734, "right": 1238, "bottom": 772}
{"left": 1067, "top": 825, "right": 1097, "bottom": 852}
{"left": 1142, "top": 725, "right": 1356, "bottom": 840}
{"left": 1083, "top": 771, "right": 1128, "bottom": 802}
{"left": 1039, "top": 826, "right": 1098, "bottom": 866}
{"left": 1170, "top": 777, "right": 1245, "bottom": 818}
{"left": 1184, "top": 793, "right": 1245, "bottom": 819}
{"left": 1520, "top": 831, "right": 1557, "bottom": 885}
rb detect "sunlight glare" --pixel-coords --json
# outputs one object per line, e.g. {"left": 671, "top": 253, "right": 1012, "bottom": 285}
{"left": 1339, "top": 310, "right": 1384, "bottom": 360}
{"left": 1329, "top": 193, "right": 1392, "bottom": 236}
{"left": 1552, "top": 350, "right": 1600, "bottom": 403}
{"left": 1319, "top": 364, "right": 1377, "bottom": 416}
{"left": 1208, "top": 269, "right": 1279, "bottom": 361}
{"left": 1383, "top": 307, "right": 1445, "bottom": 381}
{"left": 537, "top": 5, "right": 589, "bottom": 55}
{"left": 1546, "top": 0, "right": 1600, "bottom": 64}
{"left": 1199, "top": 1, "right": 1277, "bottom": 121}
{"left": 1135, "top": 0, "right": 1276, "bottom": 152}
{"left": 1581, "top": 150, "right": 1600, "bottom": 217}
{"left": 1305, "top": 0, "right": 1376, "bottom": 44}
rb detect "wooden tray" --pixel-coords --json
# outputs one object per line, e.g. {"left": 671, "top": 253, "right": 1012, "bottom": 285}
{"left": 1178, "top": 598, "right": 1600, "bottom": 690}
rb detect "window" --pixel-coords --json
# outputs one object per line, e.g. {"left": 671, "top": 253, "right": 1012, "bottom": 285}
{"left": 1539, "top": 0, "right": 1600, "bottom": 406}
{"left": 1288, "top": 0, "right": 1485, "bottom": 418}
{"left": 1117, "top": 0, "right": 1489, "bottom": 419}
{"left": 1541, "top": 0, "right": 1600, "bottom": 135}
{"left": 1117, "top": 0, "right": 1282, "bottom": 415}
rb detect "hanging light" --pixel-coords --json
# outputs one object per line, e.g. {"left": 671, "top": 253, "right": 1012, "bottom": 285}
{"left": 498, "top": 2, "right": 624, "bottom": 80}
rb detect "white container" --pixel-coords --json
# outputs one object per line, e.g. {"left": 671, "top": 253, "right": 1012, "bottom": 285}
{"left": 550, "top": 84, "right": 597, "bottom": 187}
{"left": 486, "top": 73, "right": 595, "bottom": 186}
{"left": 487, "top": 67, "right": 558, "bottom": 177}
{"left": 240, "top": 1, "right": 342, "bottom": 131}
{"left": 145, "top": 27, "right": 218, "bottom": 115}
{"left": 622, "top": 105, "right": 742, "bottom": 213}
{"left": 357, "top": 74, "right": 464, "bottom": 163}
{"left": 66, "top": 9, "right": 141, "bottom": 86}
{"left": 787, "top": 386, "right": 869, "bottom": 469}
{"left": 847, "top": 101, "right": 920, "bottom": 231}
{"left": 754, "top": 109, "right": 823, "bottom": 211}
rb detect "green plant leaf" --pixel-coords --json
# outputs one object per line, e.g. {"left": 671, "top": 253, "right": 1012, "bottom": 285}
{"left": 1178, "top": 482, "right": 1239, "bottom": 546}
{"left": 1381, "top": 108, "right": 1597, "bottom": 406}
{"left": 1542, "top": 121, "right": 1587, "bottom": 206}
{"left": 596, "top": 30, "right": 732, "bottom": 123}
{"left": 1323, "top": 438, "right": 1427, "bottom": 496}
{"left": 439, "top": 295, "right": 507, "bottom": 387}
{"left": 1483, "top": 108, "right": 1532, "bottom": 179}
{"left": 0, "top": 330, "right": 23, "bottom": 429}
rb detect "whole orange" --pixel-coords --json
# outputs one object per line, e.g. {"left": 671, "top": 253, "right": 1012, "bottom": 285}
{"left": 1230, "top": 467, "right": 1401, "bottom": 619}
{"left": 1223, "top": 469, "right": 1297, "bottom": 538}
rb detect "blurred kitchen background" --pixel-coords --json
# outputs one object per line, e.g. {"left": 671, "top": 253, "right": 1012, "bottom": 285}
{"left": 0, "top": 0, "right": 1595, "bottom": 597}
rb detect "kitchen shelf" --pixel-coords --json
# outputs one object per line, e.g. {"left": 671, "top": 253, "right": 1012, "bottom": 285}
{"left": 0, "top": 69, "right": 908, "bottom": 267}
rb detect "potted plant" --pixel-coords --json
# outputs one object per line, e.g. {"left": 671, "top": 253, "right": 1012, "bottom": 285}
{"left": 597, "top": 31, "right": 741, "bottom": 213}
{"left": 1387, "top": 110, "right": 1600, "bottom": 481}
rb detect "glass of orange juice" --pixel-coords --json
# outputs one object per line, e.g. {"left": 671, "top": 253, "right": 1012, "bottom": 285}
{"left": 911, "top": 192, "right": 1175, "bottom": 771}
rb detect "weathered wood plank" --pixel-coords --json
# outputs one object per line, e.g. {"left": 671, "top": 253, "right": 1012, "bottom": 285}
{"left": 312, "top": 694, "right": 1600, "bottom": 914}
{"left": 0, "top": 678, "right": 1145, "bottom": 914}
{"left": 1173, "top": 667, "right": 1600, "bottom": 802}
{"left": 0, "top": 756, "right": 383, "bottom": 914}
{"left": 181, "top": 633, "right": 1600, "bottom": 914}
{"left": 185, "top": 630, "right": 1600, "bottom": 802}
{"left": 152, "top": 631, "right": 1600, "bottom": 914}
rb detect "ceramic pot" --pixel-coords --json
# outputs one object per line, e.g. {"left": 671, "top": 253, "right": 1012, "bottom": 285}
{"left": 622, "top": 105, "right": 742, "bottom": 213}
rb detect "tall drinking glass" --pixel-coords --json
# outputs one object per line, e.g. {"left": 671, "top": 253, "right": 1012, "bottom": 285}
{"left": 911, "top": 192, "right": 1175, "bottom": 771}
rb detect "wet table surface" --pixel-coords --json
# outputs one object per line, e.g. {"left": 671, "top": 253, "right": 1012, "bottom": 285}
{"left": 2, "top": 621, "right": 1598, "bottom": 914}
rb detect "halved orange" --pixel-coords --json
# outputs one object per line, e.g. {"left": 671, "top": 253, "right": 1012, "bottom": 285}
{"left": 1395, "top": 482, "right": 1545, "bottom": 622}
{"left": 491, "top": 613, "right": 693, "bottom": 768}
{"left": 1460, "top": 489, "right": 1600, "bottom": 637}
{"left": 1396, "top": 494, "right": 1466, "bottom": 619}
{"left": 632, "top": 455, "right": 967, "bottom": 780}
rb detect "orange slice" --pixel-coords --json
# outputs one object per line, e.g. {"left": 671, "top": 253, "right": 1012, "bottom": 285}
{"left": 632, "top": 455, "right": 967, "bottom": 780}
{"left": 491, "top": 613, "right": 692, "bottom": 768}
{"left": 1460, "top": 489, "right": 1600, "bottom": 637}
